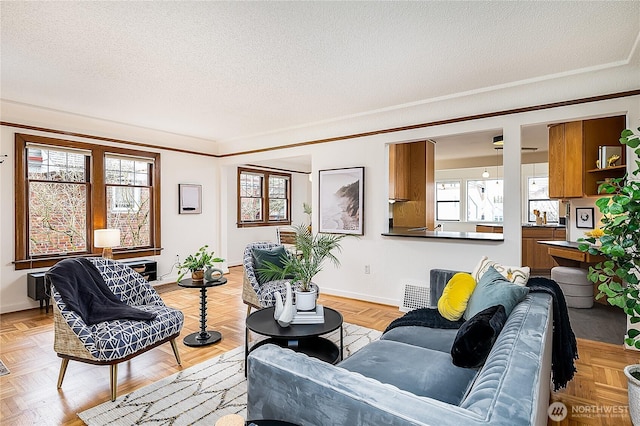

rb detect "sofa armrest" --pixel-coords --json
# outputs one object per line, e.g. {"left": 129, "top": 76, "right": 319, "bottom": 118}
{"left": 247, "top": 344, "right": 488, "bottom": 426}
{"left": 429, "top": 269, "right": 461, "bottom": 306}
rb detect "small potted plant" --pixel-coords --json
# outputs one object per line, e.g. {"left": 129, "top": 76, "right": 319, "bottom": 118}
{"left": 177, "top": 245, "right": 215, "bottom": 282}
{"left": 258, "top": 223, "right": 347, "bottom": 310}
{"left": 578, "top": 126, "right": 640, "bottom": 425}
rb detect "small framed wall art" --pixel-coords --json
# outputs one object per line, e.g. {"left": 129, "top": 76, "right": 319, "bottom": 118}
{"left": 179, "top": 184, "right": 202, "bottom": 214}
{"left": 318, "top": 166, "right": 364, "bottom": 235}
{"left": 575, "top": 207, "right": 594, "bottom": 229}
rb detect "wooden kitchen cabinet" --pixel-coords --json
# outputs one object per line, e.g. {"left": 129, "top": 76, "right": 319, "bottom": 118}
{"left": 389, "top": 143, "right": 411, "bottom": 201}
{"left": 548, "top": 116, "right": 625, "bottom": 198}
{"left": 522, "top": 226, "right": 566, "bottom": 273}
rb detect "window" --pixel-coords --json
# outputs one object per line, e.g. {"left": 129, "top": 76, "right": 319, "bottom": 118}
{"left": 105, "top": 155, "right": 153, "bottom": 248}
{"left": 436, "top": 181, "right": 461, "bottom": 221}
{"left": 238, "top": 167, "right": 291, "bottom": 227}
{"left": 527, "top": 177, "right": 559, "bottom": 222}
{"left": 15, "top": 133, "right": 161, "bottom": 269}
{"left": 467, "top": 179, "right": 504, "bottom": 222}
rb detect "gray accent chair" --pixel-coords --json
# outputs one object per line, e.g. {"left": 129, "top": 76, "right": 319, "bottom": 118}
{"left": 247, "top": 269, "right": 553, "bottom": 425}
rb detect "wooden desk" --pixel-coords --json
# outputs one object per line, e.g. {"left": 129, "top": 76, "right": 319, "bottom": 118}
{"left": 538, "top": 240, "right": 606, "bottom": 268}
{"left": 539, "top": 240, "right": 607, "bottom": 305}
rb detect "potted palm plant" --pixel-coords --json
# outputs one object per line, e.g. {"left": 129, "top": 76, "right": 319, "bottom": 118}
{"left": 177, "top": 245, "right": 215, "bottom": 282}
{"left": 578, "top": 126, "right": 640, "bottom": 425}
{"left": 258, "top": 223, "right": 347, "bottom": 310}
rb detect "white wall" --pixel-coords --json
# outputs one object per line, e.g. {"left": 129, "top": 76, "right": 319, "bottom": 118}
{"left": 222, "top": 95, "right": 640, "bottom": 307}
{"left": 1, "top": 68, "right": 639, "bottom": 313}
{"left": 0, "top": 103, "right": 221, "bottom": 313}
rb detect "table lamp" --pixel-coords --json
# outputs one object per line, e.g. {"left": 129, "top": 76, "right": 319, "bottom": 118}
{"left": 94, "top": 229, "right": 121, "bottom": 259}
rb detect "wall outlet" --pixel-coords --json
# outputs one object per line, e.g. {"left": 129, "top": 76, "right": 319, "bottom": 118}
{"left": 364, "top": 265, "right": 370, "bottom": 274}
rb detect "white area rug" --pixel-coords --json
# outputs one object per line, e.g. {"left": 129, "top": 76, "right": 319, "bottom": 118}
{"left": 78, "top": 323, "right": 381, "bottom": 425}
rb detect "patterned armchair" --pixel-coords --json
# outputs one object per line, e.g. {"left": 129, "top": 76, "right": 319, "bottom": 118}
{"left": 47, "top": 257, "right": 184, "bottom": 401}
{"left": 242, "top": 241, "right": 318, "bottom": 316}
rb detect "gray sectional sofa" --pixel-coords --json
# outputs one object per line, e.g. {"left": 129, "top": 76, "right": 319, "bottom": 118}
{"left": 246, "top": 269, "right": 554, "bottom": 425}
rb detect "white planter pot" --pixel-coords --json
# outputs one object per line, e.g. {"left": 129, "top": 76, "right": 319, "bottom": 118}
{"left": 625, "top": 364, "right": 640, "bottom": 426}
{"left": 295, "top": 289, "right": 317, "bottom": 311}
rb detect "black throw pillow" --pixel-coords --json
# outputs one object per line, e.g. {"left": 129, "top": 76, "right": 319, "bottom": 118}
{"left": 450, "top": 304, "right": 507, "bottom": 369}
{"left": 253, "top": 246, "right": 290, "bottom": 285}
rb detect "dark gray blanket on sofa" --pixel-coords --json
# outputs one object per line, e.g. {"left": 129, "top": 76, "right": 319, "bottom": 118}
{"left": 384, "top": 308, "right": 463, "bottom": 333}
{"left": 526, "top": 276, "right": 578, "bottom": 390}
{"left": 46, "top": 258, "right": 156, "bottom": 325}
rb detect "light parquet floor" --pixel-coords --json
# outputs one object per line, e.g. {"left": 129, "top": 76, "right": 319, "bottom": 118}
{"left": 0, "top": 266, "right": 637, "bottom": 425}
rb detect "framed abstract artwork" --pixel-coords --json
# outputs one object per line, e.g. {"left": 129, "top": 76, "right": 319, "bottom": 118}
{"left": 179, "top": 184, "right": 202, "bottom": 214}
{"left": 576, "top": 207, "right": 594, "bottom": 229}
{"left": 318, "top": 167, "right": 364, "bottom": 235}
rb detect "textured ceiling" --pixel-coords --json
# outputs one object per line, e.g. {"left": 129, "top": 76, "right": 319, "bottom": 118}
{"left": 1, "top": 1, "right": 639, "bottom": 151}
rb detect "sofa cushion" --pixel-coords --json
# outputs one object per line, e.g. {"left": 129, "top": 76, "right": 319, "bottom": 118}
{"left": 438, "top": 272, "right": 477, "bottom": 321}
{"left": 451, "top": 304, "right": 507, "bottom": 368}
{"left": 337, "top": 340, "right": 477, "bottom": 405}
{"left": 381, "top": 325, "right": 459, "bottom": 353}
{"left": 464, "top": 266, "right": 529, "bottom": 320}
{"left": 471, "top": 255, "right": 530, "bottom": 286}
{"left": 252, "top": 246, "right": 290, "bottom": 284}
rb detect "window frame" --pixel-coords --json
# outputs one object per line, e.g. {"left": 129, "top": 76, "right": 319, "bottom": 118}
{"left": 526, "top": 176, "right": 559, "bottom": 223}
{"left": 466, "top": 178, "right": 504, "bottom": 223}
{"left": 237, "top": 167, "right": 291, "bottom": 227}
{"left": 14, "top": 133, "right": 161, "bottom": 270}
{"left": 435, "top": 180, "right": 461, "bottom": 221}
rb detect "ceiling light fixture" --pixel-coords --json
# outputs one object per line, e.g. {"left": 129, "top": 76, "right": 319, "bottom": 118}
{"left": 495, "top": 148, "right": 501, "bottom": 184}
{"left": 532, "top": 162, "right": 536, "bottom": 186}
{"left": 492, "top": 135, "right": 504, "bottom": 146}
{"left": 482, "top": 169, "right": 490, "bottom": 178}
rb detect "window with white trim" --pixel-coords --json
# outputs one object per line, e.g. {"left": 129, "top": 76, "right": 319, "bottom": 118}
{"left": 467, "top": 179, "right": 504, "bottom": 222}
{"left": 436, "top": 181, "right": 461, "bottom": 221}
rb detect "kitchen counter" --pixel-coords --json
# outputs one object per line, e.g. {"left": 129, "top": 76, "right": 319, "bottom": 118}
{"left": 382, "top": 227, "right": 503, "bottom": 241}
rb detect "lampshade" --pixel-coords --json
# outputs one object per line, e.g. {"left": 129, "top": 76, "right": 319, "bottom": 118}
{"left": 492, "top": 135, "right": 504, "bottom": 146}
{"left": 94, "top": 229, "right": 120, "bottom": 259}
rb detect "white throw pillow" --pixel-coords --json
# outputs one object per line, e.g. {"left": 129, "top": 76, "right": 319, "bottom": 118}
{"left": 471, "top": 256, "right": 530, "bottom": 286}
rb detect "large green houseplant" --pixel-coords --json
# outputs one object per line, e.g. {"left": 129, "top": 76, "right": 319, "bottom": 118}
{"left": 578, "top": 127, "right": 640, "bottom": 425}
{"left": 578, "top": 127, "right": 640, "bottom": 351}
{"left": 258, "top": 223, "right": 347, "bottom": 294}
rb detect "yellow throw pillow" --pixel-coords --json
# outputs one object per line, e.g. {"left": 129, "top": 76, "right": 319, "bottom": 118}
{"left": 438, "top": 273, "right": 477, "bottom": 321}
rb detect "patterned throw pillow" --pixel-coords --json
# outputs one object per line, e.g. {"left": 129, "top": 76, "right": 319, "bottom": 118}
{"left": 471, "top": 256, "right": 530, "bottom": 286}
{"left": 437, "top": 273, "right": 477, "bottom": 321}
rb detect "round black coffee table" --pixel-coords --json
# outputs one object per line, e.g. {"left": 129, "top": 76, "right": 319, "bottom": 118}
{"left": 178, "top": 277, "right": 227, "bottom": 347}
{"left": 245, "top": 306, "right": 343, "bottom": 374}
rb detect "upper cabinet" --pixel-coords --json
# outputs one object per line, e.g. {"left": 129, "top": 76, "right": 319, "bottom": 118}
{"left": 548, "top": 115, "right": 626, "bottom": 198}
{"left": 389, "top": 143, "right": 411, "bottom": 201}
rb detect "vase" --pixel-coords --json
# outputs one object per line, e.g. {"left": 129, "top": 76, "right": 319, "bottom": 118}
{"left": 191, "top": 269, "right": 204, "bottom": 282}
{"left": 295, "top": 288, "right": 317, "bottom": 311}
{"left": 204, "top": 267, "right": 223, "bottom": 282}
{"left": 625, "top": 364, "right": 640, "bottom": 426}
{"left": 274, "top": 283, "right": 294, "bottom": 327}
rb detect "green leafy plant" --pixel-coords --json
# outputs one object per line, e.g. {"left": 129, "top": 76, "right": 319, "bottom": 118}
{"left": 177, "top": 245, "right": 215, "bottom": 281}
{"left": 258, "top": 223, "right": 347, "bottom": 292}
{"left": 578, "top": 127, "right": 640, "bottom": 349}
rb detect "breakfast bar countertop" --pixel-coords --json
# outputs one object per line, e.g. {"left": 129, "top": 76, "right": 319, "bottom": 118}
{"left": 382, "top": 227, "right": 504, "bottom": 241}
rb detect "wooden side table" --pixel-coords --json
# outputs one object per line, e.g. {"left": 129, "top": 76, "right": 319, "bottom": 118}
{"left": 178, "top": 277, "right": 227, "bottom": 347}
